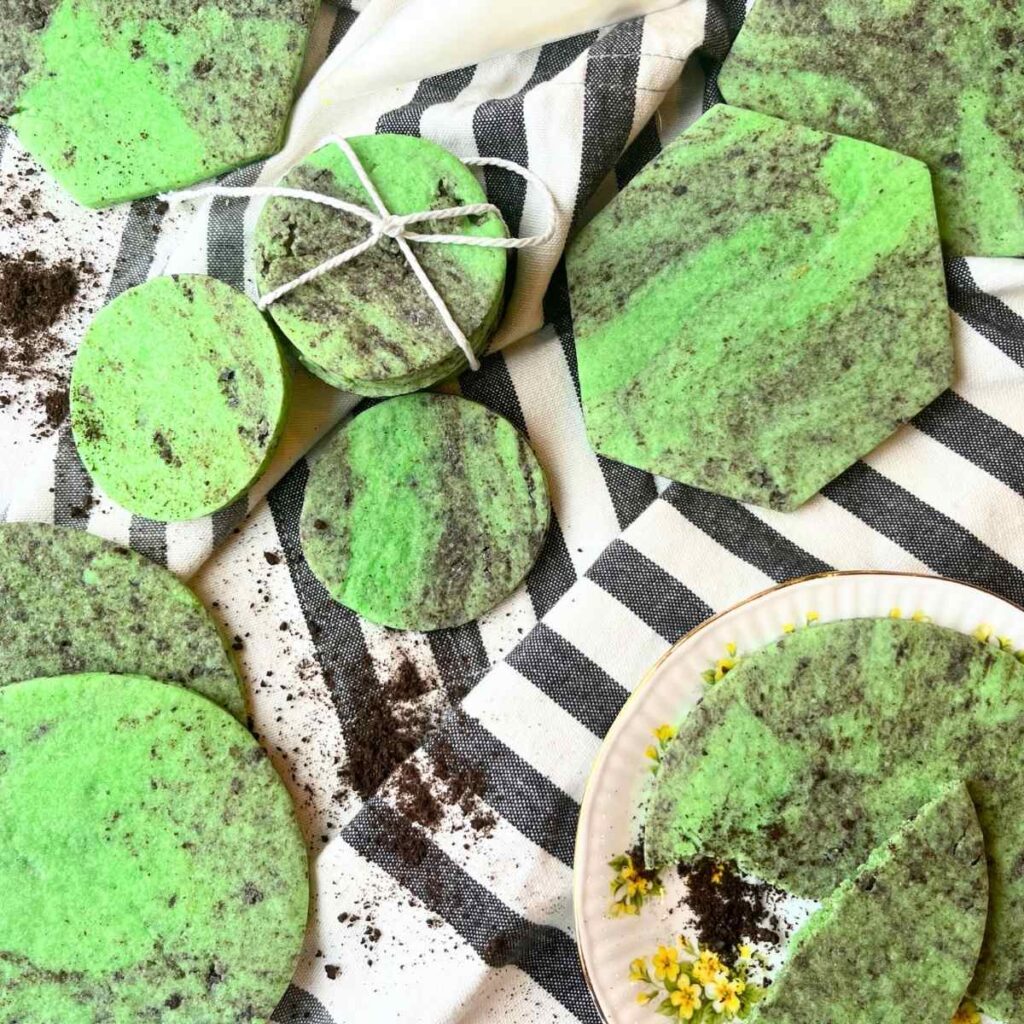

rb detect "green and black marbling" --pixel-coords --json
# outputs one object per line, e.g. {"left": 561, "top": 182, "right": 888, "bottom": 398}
{"left": 254, "top": 135, "right": 507, "bottom": 397}
{"left": 644, "top": 618, "right": 1024, "bottom": 1023}
{"left": 2, "top": 0, "right": 319, "bottom": 206}
{"left": 567, "top": 104, "right": 952, "bottom": 512}
{"left": 0, "top": 673, "right": 309, "bottom": 1024}
{"left": 300, "top": 393, "right": 550, "bottom": 632}
{"left": 0, "top": 522, "right": 244, "bottom": 719}
{"left": 720, "top": 0, "right": 1024, "bottom": 256}
{"left": 751, "top": 785, "right": 987, "bottom": 1024}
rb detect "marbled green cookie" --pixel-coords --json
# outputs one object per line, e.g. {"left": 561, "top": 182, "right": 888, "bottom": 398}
{"left": 254, "top": 135, "right": 507, "bottom": 397}
{"left": 720, "top": 0, "right": 1024, "bottom": 256}
{"left": 300, "top": 393, "right": 549, "bottom": 631}
{"left": 71, "top": 274, "right": 289, "bottom": 522}
{"left": 0, "top": 522, "right": 244, "bottom": 719}
{"left": 644, "top": 618, "right": 1024, "bottom": 1023}
{"left": 0, "top": 673, "right": 308, "bottom": 1024}
{"left": 2, "top": 0, "right": 318, "bottom": 207}
{"left": 751, "top": 784, "right": 986, "bottom": 1024}
{"left": 568, "top": 104, "right": 951, "bottom": 512}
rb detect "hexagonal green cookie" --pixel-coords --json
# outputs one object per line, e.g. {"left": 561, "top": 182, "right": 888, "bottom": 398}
{"left": 2, "top": 0, "right": 318, "bottom": 208}
{"left": 567, "top": 105, "right": 952, "bottom": 512}
{"left": 719, "top": 0, "right": 1024, "bottom": 257}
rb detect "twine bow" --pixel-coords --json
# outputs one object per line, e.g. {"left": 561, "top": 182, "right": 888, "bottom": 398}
{"left": 163, "top": 136, "right": 558, "bottom": 372}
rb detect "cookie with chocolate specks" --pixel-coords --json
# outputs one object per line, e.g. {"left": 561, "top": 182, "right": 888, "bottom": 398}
{"left": 0, "top": 673, "right": 309, "bottom": 1023}
{"left": 2, "top": 0, "right": 319, "bottom": 207}
{"left": 0, "top": 522, "right": 244, "bottom": 719}
{"left": 300, "top": 393, "right": 549, "bottom": 631}
{"left": 71, "top": 274, "right": 289, "bottom": 522}
{"left": 254, "top": 135, "right": 508, "bottom": 397}
{"left": 645, "top": 617, "right": 1024, "bottom": 1023}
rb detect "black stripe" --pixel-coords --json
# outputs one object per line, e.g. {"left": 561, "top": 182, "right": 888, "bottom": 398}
{"left": 376, "top": 67, "right": 477, "bottom": 136}
{"left": 207, "top": 163, "right": 263, "bottom": 291}
{"left": 343, "top": 800, "right": 600, "bottom": 1023}
{"left": 587, "top": 539, "right": 713, "bottom": 643}
{"left": 662, "top": 483, "right": 833, "bottom": 582}
{"left": 106, "top": 197, "right": 168, "bottom": 300}
{"left": 52, "top": 427, "right": 92, "bottom": 530}
{"left": 546, "top": 258, "right": 581, "bottom": 395}
{"left": 615, "top": 116, "right": 662, "bottom": 189}
{"left": 424, "top": 623, "right": 491, "bottom": 703}
{"left": 267, "top": 459, "right": 378, "bottom": 734}
{"left": 506, "top": 622, "right": 628, "bottom": 737}
{"left": 699, "top": 0, "right": 747, "bottom": 110}
{"left": 913, "top": 390, "right": 1024, "bottom": 499}
{"left": 822, "top": 461, "right": 1024, "bottom": 606}
{"left": 128, "top": 517, "right": 169, "bottom": 566}
{"left": 573, "top": 18, "right": 644, "bottom": 222}
{"left": 326, "top": 4, "right": 358, "bottom": 54}
{"left": 460, "top": 354, "right": 577, "bottom": 618}
{"left": 273, "top": 984, "right": 335, "bottom": 1024}
{"left": 432, "top": 709, "right": 579, "bottom": 866}
{"left": 946, "top": 258, "right": 1024, "bottom": 369}
{"left": 212, "top": 496, "right": 249, "bottom": 548}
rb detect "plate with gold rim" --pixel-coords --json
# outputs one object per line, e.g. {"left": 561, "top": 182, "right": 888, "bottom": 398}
{"left": 573, "top": 571, "right": 1024, "bottom": 1024}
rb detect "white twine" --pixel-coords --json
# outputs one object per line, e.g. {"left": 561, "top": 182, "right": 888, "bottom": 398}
{"left": 161, "top": 136, "right": 558, "bottom": 372}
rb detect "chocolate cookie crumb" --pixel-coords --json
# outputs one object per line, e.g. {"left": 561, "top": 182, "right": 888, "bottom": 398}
{"left": 681, "top": 858, "right": 784, "bottom": 962}
{"left": 0, "top": 253, "right": 79, "bottom": 339}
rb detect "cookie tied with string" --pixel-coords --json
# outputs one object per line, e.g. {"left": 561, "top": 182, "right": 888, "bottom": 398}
{"left": 254, "top": 134, "right": 509, "bottom": 397}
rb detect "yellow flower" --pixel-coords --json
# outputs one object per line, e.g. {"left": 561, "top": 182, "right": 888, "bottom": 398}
{"left": 636, "top": 990, "right": 655, "bottom": 1005}
{"left": 652, "top": 945, "right": 681, "bottom": 982}
{"left": 653, "top": 723, "right": 676, "bottom": 744}
{"left": 912, "top": 610, "right": 930, "bottom": 623}
{"left": 889, "top": 607, "right": 903, "bottom": 619}
{"left": 952, "top": 1001, "right": 981, "bottom": 1024}
{"left": 737, "top": 944, "right": 753, "bottom": 962}
{"left": 645, "top": 745, "right": 659, "bottom": 761}
{"left": 782, "top": 622, "right": 796, "bottom": 634}
{"left": 726, "top": 642, "right": 737, "bottom": 656}
{"left": 619, "top": 862, "right": 637, "bottom": 882}
{"left": 806, "top": 610, "right": 820, "bottom": 623}
{"left": 626, "top": 880, "right": 639, "bottom": 897}
{"left": 714, "top": 657, "right": 736, "bottom": 680}
{"left": 628, "top": 958, "right": 648, "bottom": 982}
{"left": 670, "top": 980, "right": 702, "bottom": 1020}
{"left": 706, "top": 976, "right": 745, "bottom": 1015}
{"left": 710, "top": 864, "right": 724, "bottom": 885}
{"left": 973, "top": 624, "right": 993, "bottom": 643}
{"left": 636, "top": 877, "right": 651, "bottom": 894}
{"left": 692, "top": 950, "right": 725, "bottom": 986}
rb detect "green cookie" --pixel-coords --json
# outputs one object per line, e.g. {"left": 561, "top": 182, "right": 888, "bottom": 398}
{"left": 568, "top": 104, "right": 951, "bottom": 512}
{"left": 720, "top": 0, "right": 1024, "bottom": 256}
{"left": 71, "top": 274, "right": 289, "bottom": 522}
{"left": 751, "top": 784, "right": 987, "bottom": 1024}
{"left": 254, "top": 135, "right": 507, "bottom": 397}
{"left": 0, "top": 673, "right": 309, "bottom": 1024}
{"left": 0, "top": 522, "right": 243, "bottom": 719}
{"left": 3, "top": 0, "right": 318, "bottom": 207}
{"left": 300, "top": 393, "right": 549, "bottom": 631}
{"left": 644, "top": 617, "right": 1024, "bottom": 1023}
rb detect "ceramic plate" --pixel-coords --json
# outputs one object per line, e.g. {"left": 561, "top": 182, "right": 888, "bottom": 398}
{"left": 574, "top": 571, "right": 1024, "bottom": 1024}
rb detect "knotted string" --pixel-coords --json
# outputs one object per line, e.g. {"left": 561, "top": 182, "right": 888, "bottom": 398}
{"left": 162, "top": 136, "right": 558, "bottom": 372}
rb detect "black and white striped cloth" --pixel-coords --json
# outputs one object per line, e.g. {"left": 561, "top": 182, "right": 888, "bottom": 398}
{"left": 3, "top": 1, "right": 1024, "bottom": 1020}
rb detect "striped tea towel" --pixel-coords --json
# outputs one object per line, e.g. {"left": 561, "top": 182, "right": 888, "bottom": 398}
{"left": 4, "top": 0, "right": 1024, "bottom": 1021}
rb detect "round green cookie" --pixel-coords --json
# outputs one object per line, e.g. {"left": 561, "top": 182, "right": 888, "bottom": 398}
{"left": 0, "top": 673, "right": 309, "bottom": 1024}
{"left": 71, "top": 274, "right": 289, "bottom": 521}
{"left": 300, "top": 393, "right": 550, "bottom": 631}
{"left": 253, "top": 134, "right": 508, "bottom": 397}
{"left": 3, "top": 0, "right": 319, "bottom": 207}
{"left": 0, "top": 522, "right": 244, "bottom": 719}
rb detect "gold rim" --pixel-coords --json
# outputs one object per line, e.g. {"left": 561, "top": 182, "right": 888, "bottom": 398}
{"left": 571, "top": 568, "right": 1024, "bottom": 1023}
